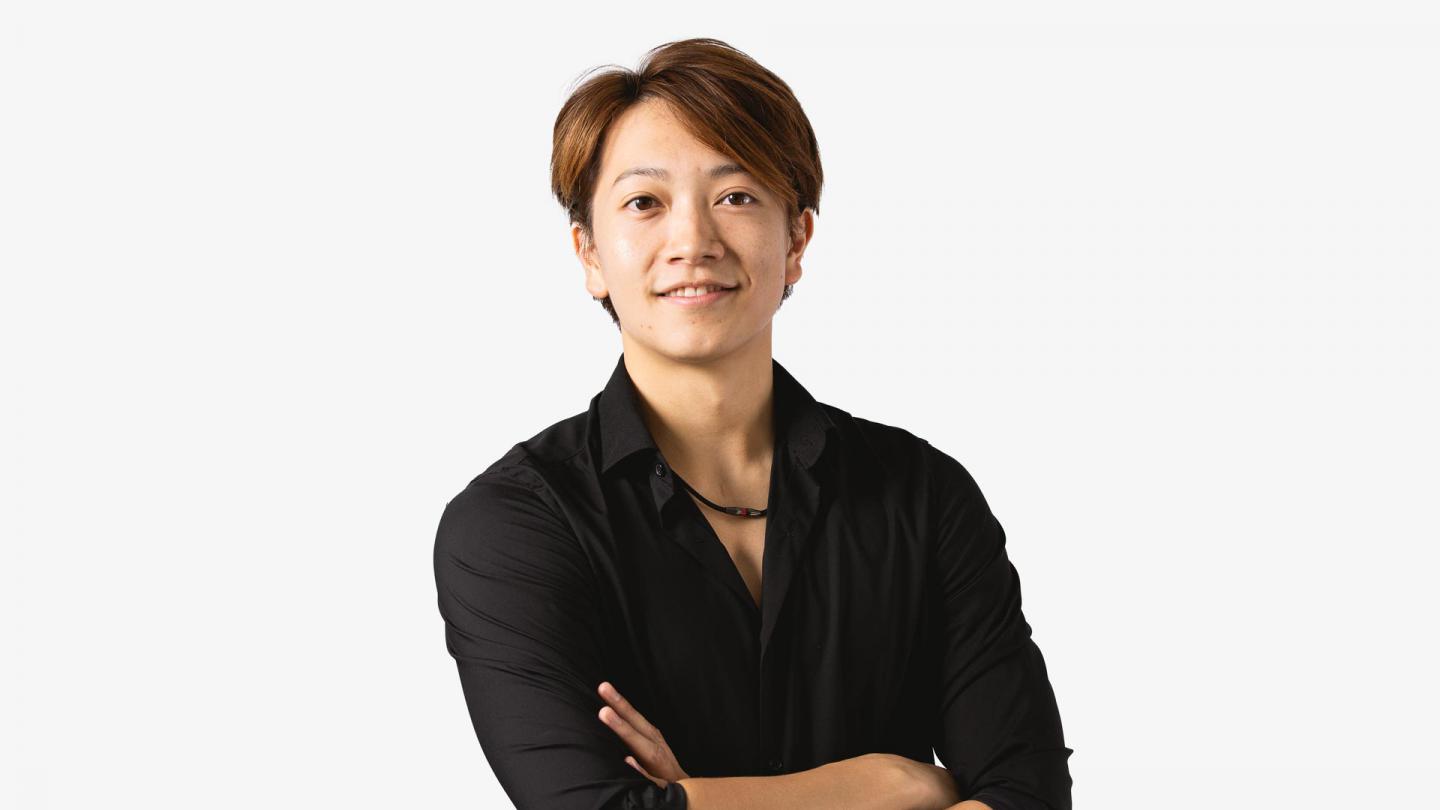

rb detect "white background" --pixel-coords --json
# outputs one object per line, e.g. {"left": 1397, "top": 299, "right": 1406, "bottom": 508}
{"left": 3, "top": 2, "right": 1437, "bottom": 808}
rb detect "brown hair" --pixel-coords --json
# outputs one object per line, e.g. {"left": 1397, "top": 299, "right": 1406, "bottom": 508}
{"left": 550, "top": 37, "right": 824, "bottom": 327}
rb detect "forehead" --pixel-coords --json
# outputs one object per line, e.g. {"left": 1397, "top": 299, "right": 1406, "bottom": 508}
{"left": 597, "top": 100, "right": 735, "bottom": 182}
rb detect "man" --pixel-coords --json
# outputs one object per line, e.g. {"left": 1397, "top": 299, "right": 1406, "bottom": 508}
{"left": 434, "top": 37, "right": 1073, "bottom": 810}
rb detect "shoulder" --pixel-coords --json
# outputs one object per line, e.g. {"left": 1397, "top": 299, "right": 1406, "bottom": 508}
{"left": 829, "top": 406, "right": 970, "bottom": 482}
{"left": 842, "top": 411, "right": 927, "bottom": 469}
{"left": 828, "top": 405, "right": 988, "bottom": 510}
{"left": 435, "top": 408, "right": 595, "bottom": 557}
{"left": 443, "top": 402, "right": 595, "bottom": 513}
{"left": 434, "top": 455, "right": 597, "bottom": 595}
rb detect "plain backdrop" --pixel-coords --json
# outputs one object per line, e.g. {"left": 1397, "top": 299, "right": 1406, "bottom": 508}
{"left": 3, "top": 2, "right": 1437, "bottom": 808}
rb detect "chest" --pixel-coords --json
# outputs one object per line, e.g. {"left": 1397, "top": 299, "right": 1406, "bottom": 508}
{"left": 692, "top": 496, "right": 768, "bottom": 609}
{"left": 604, "top": 483, "right": 936, "bottom": 776}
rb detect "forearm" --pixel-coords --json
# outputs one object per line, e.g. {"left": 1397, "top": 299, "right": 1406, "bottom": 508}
{"left": 677, "top": 754, "right": 922, "bottom": 810}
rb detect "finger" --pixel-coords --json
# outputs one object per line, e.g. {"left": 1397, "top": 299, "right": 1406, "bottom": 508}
{"left": 602, "top": 706, "right": 670, "bottom": 779}
{"left": 597, "top": 682, "right": 664, "bottom": 742}
{"left": 598, "top": 705, "right": 655, "bottom": 760}
{"left": 626, "top": 756, "right": 667, "bottom": 789}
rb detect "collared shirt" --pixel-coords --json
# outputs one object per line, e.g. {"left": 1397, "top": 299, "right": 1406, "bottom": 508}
{"left": 433, "top": 353, "right": 1073, "bottom": 810}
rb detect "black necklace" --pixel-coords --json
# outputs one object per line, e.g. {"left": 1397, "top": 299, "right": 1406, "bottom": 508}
{"left": 672, "top": 471, "right": 768, "bottom": 518}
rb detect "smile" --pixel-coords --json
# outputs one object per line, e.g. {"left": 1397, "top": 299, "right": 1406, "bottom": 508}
{"left": 656, "top": 286, "right": 735, "bottom": 307}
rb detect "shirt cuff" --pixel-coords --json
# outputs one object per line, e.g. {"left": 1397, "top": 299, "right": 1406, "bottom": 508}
{"left": 617, "top": 780, "right": 688, "bottom": 809}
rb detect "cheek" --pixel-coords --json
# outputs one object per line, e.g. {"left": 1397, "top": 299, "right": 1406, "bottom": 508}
{"left": 732, "top": 222, "right": 793, "bottom": 270}
{"left": 594, "top": 223, "right": 652, "bottom": 268}
{"left": 592, "top": 243, "right": 652, "bottom": 305}
{"left": 609, "top": 238, "right": 648, "bottom": 267}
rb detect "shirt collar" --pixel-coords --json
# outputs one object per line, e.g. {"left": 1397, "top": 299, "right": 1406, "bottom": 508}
{"left": 597, "top": 351, "right": 839, "bottom": 478}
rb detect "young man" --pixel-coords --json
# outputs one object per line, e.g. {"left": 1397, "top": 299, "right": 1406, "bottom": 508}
{"left": 434, "top": 38, "right": 1073, "bottom": 810}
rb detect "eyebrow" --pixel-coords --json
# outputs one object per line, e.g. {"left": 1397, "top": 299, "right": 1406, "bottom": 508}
{"left": 610, "top": 162, "right": 751, "bottom": 188}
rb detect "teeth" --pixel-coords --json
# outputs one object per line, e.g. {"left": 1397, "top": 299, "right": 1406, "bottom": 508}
{"left": 664, "top": 285, "right": 726, "bottom": 297}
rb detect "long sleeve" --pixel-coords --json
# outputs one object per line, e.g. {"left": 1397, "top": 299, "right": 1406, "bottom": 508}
{"left": 433, "top": 463, "right": 688, "bottom": 810}
{"left": 923, "top": 442, "right": 1073, "bottom": 810}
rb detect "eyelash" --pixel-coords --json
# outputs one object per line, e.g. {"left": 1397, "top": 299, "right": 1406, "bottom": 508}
{"left": 625, "top": 192, "right": 756, "bottom": 212}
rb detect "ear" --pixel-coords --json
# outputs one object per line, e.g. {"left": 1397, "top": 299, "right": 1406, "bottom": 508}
{"left": 572, "top": 223, "right": 609, "bottom": 300}
{"left": 785, "top": 208, "right": 814, "bottom": 287}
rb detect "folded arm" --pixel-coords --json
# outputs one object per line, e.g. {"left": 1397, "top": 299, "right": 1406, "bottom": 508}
{"left": 436, "top": 462, "right": 985, "bottom": 810}
{"left": 924, "top": 442, "right": 1074, "bottom": 810}
{"left": 677, "top": 753, "right": 960, "bottom": 810}
{"left": 434, "top": 464, "right": 682, "bottom": 809}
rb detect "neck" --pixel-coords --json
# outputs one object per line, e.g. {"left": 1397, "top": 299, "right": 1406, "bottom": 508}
{"left": 619, "top": 332, "right": 775, "bottom": 493}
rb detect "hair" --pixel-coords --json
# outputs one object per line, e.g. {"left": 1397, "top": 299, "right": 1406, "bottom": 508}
{"left": 550, "top": 37, "right": 824, "bottom": 329}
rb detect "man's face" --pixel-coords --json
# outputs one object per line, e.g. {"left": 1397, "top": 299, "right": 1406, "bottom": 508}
{"left": 574, "top": 98, "right": 811, "bottom": 362}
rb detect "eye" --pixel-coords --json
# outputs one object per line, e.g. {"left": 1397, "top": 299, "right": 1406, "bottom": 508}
{"left": 624, "top": 195, "right": 660, "bottom": 212}
{"left": 721, "top": 191, "right": 757, "bottom": 206}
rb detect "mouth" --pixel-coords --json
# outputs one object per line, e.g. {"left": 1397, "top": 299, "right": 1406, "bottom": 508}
{"left": 655, "top": 285, "right": 737, "bottom": 307}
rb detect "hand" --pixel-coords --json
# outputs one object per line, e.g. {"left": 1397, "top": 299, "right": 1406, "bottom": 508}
{"left": 596, "top": 681, "right": 691, "bottom": 788}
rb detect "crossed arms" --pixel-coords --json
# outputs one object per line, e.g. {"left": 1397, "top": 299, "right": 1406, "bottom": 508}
{"left": 594, "top": 677, "right": 985, "bottom": 809}
{"left": 433, "top": 447, "right": 1072, "bottom": 809}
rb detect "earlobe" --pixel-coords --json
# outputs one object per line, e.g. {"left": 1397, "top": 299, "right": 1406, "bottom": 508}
{"left": 573, "top": 228, "right": 606, "bottom": 296}
{"left": 581, "top": 255, "right": 609, "bottom": 300}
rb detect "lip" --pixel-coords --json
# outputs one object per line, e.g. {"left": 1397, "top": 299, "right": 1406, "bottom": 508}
{"left": 656, "top": 287, "right": 735, "bottom": 307}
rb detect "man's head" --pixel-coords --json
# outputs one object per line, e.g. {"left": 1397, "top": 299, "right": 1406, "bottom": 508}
{"left": 550, "top": 38, "right": 823, "bottom": 362}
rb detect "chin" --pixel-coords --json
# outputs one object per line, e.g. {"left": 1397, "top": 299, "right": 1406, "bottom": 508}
{"left": 631, "top": 332, "right": 730, "bottom": 363}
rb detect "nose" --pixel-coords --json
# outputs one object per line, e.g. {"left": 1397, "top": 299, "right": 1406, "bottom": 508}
{"left": 665, "top": 197, "right": 724, "bottom": 266}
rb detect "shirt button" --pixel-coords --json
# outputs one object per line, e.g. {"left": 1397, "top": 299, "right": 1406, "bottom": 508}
{"left": 767, "top": 758, "right": 784, "bottom": 773}
{"left": 654, "top": 462, "right": 666, "bottom": 477}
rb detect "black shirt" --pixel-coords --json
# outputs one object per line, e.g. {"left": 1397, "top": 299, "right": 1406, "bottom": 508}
{"left": 433, "top": 353, "right": 1073, "bottom": 810}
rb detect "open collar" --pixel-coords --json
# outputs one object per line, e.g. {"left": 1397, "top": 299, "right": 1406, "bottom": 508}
{"left": 597, "top": 351, "right": 838, "bottom": 479}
